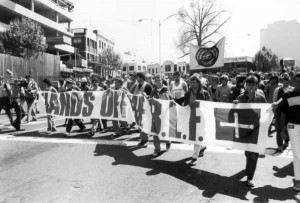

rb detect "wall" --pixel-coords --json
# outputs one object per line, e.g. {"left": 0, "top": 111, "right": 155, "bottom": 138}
{"left": 0, "top": 50, "right": 60, "bottom": 89}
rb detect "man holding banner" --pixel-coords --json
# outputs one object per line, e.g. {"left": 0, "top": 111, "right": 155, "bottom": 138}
{"left": 234, "top": 75, "right": 267, "bottom": 187}
{"left": 183, "top": 74, "right": 211, "bottom": 166}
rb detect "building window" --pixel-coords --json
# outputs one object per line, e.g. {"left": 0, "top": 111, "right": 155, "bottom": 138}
{"left": 152, "top": 69, "right": 154, "bottom": 74}
{"left": 123, "top": 67, "right": 126, "bottom": 71}
{"left": 183, "top": 66, "right": 185, "bottom": 71}
{"left": 143, "top": 66, "right": 146, "bottom": 70}
{"left": 129, "top": 66, "right": 134, "bottom": 71}
{"left": 165, "top": 65, "right": 171, "bottom": 72}
{"left": 156, "top": 68, "right": 157, "bottom": 73}
{"left": 73, "top": 38, "right": 82, "bottom": 43}
{"left": 149, "top": 69, "right": 151, "bottom": 73}
{"left": 99, "top": 40, "right": 102, "bottom": 48}
{"left": 174, "top": 64, "right": 177, "bottom": 72}
{"left": 138, "top": 66, "right": 141, "bottom": 71}
{"left": 179, "top": 66, "right": 181, "bottom": 72}
{"left": 87, "top": 38, "right": 90, "bottom": 46}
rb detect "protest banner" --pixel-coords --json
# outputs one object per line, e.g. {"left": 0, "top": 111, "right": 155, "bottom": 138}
{"left": 43, "top": 90, "right": 274, "bottom": 153}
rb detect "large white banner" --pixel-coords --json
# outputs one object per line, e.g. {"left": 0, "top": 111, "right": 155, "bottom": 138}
{"left": 43, "top": 90, "right": 274, "bottom": 154}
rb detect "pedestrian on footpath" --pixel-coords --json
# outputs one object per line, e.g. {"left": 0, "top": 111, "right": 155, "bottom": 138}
{"left": 43, "top": 79, "right": 57, "bottom": 133}
{"left": 24, "top": 74, "right": 38, "bottom": 123}
{"left": 0, "top": 76, "right": 13, "bottom": 127}
{"left": 234, "top": 75, "right": 267, "bottom": 188}
{"left": 10, "top": 79, "right": 25, "bottom": 131}
{"left": 183, "top": 74, "right": 210, "bottom": 166}
{"left": 278, "top": 72, "right": 300, "bottom": 192}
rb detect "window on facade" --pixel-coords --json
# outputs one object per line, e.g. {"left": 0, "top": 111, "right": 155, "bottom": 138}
{"left": 183, "top": 66, "right": 185, "bottom": 71}
{"left": 99, "top": 40, "right": 102, "bottom": 48}
{"left": 123, "top": 67, "right": 126, "bottom": 71}
{"left": 179, "top": 66, "right": 181, "bottom": 72}
{"left": 138, "top": 66, "right": 141, "bottom": 71}
{"left": 149, "top": 69, "right": 151, "bottom": 73}
{"left": 165, "top": 65, "right": 171, "bottom": 72}
{"left": 87, "top": 38, "right": 90, "bottom": 46}
{"left": 152, "top": 69, "right": 154, "bottom": 74}
{"left": 174, "top": 64, "right": 177, "bottom": 72}
{"left": 143, "top": 66, "right": 146, "bottom": 70}
{"left": 129, "top": 66, "right": 134, "bottom": 71}
{"left": 73, "top": 38, "right": 82, "bottom": 43}
{"left": 156, "top": 69, "right": 157, "bottom": 73}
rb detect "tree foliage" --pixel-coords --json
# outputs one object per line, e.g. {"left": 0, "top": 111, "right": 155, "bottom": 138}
{"left": 176, "top": 0, "right": 231, "bottom": 57}
{"left": 253, "top": 46, "right": 280, "bottom": 72}
{"left": 99, "top": 48, "right": 122, "bottom": 70}
{"left": 0, "top": 17, "right": 47, "bottom": 56}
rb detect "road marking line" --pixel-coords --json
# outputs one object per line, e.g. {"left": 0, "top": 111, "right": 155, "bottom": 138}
{"left": 0, "top": 134, "right": 293, "bottom": 158}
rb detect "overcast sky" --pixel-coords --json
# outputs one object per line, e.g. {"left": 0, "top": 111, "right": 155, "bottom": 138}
{"left": 71, "top": 0, "right": 300, "bottom": 64}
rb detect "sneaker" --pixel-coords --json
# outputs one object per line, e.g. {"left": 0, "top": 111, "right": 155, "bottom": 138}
{"left": 199, "top": 146, "right": 207, "bottom": 157}
{"left": 137, "top": 140, "right": 148, "bottom": 147}
{"left": 246, "top": 179, "right": 255, "bottom": 187}
{"left": 283, "top": 142, "right": 289, "bottom": 149}
{"left": 292, "top": 179, "right": 300, "bottom": 192}
{"left": 277, "top": 145, "right": 284, "bottom": 152}
{"left": 52, "top": 128, "right": 57, "bottom": 132}
{"left": 293, "top": 185, "right": 300, "bottom": 192}
{"left": 189, "top": 158, "right": 197, "bottom": 166}
{"left": 64, "top": 132, "right": 71, "bottom": 137}
{"left": 87, "top": 131, "right": 95, "bottom": 137}
{"left": 152, "top": 151, "right": 162, "bottom": 158}
{"left": 79, "top": 127, "right": 86, "bottom": 132}
{"left": 166, "top": 142, "right": 171, "bottom": 151}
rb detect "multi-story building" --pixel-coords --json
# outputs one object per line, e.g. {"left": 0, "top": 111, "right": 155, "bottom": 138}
{"left": 71, "top": 28, "right": 115, "bottom": 77}
{"left": 122, "top": 61, "right": 147, "bottom": 75}
{"left": 147, "top": 63, "right": 160, "bottom": 75}
{"left": 161, "top": 60, "right": 189, "bottom": 76}
{"left": 0, "top": 0, "right": 75, "bottom": 55}
{"left": 222, "top": 56, "right": 254, "bottom": 73}
{"left": 260, "top": 20, "right": 300, "bottom": 67}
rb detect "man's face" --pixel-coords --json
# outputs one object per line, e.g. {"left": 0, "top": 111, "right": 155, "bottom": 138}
{"left": 190, "top": 79, "right": 199, "bottom": 90}
{"left": 212, "top": 78, "right": 218, "bottom": 85}
{"left": 130, "top": 75, "right": 136, "bottom": 81}
{"left": 115, "top": 81, "right": 121, "bottom": 89}
{"left": 220, "top": 78, "right": 227, "bottom": 86}
{"left": 245, "top": 82, "right": 257, "bottom": 94}
{"left": 26, "top": 77, "right": 30, "bottom": 82}
{"left": 92, "top": 82, "right": 99, "bottom": 88}
{"left": 270, "top": 78, "right": 277, "bottom": 84}
{"left": 282, "top": 77, "right": 290, "bottom": 86}
{"left": 173, "top": 75, "right": 180, "bottom": 83}
{"left": 155, "top": 76, "right": 162, "bottom": 87}
{"left": 136, "top": 76, "right": 143, "bottom": 83}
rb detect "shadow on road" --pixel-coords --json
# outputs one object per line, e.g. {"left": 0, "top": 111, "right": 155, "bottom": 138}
{"left": 273, "top": 162, "right": 294, "bottom": 178}
{"left": 93, "top": 144, "right": 299, "bottom": 202}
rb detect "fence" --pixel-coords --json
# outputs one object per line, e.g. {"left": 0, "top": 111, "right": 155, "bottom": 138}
{"left": 0, "top": 50, "right": 60, "bottom": 89}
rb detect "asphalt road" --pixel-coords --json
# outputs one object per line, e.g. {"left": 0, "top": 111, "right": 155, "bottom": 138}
{"left": 0, "top": 100, "right": 299, "bottom": 203}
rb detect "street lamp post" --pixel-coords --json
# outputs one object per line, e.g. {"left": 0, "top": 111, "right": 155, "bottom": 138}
{"left": 138, "top": 13, "right": 179, "bottom": 67}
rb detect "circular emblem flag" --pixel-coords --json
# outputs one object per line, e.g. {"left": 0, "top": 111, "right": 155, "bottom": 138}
{"left": 195, "top": 45, "right": 219, "bottom": 67}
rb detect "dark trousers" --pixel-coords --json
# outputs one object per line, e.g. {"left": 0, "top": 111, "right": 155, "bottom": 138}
{"left": 102, "top": 119, "right": 107, "bottom": 129}
{"left": 0, "top": 97, "right": 13, "bottom": 124}
{"left": 245, "top": 151, "right": 259, "bottom": 179}
{"left": 275, "top": 112, "right": 289, "bottom": 146}
{"left": 11, "top": 100, "right": 21, "bottom": 130}
{"left": 66, "top": 119, "right": 85, "bottom": 133}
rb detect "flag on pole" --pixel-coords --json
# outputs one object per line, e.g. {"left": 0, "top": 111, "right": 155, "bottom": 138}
{"left": 190, "top": 37, "right": 225, "bottom": 70}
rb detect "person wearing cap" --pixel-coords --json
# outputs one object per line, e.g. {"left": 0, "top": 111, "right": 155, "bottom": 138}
{"left": 65, "top": 78, "right": 86, "bottom": 136}
{"left": 24, "top": 74, "right": 38, "bottom": 122}
{"left": 234, "top": 75, "right": 267, "bottom": 188}
{"left": 183, "top": 74, "right": 210, "bottom": 166}
{"left": 88, "top": 78, "right": 104, "bottom": 137}
{"left": 0, "top": 76, "right": 13, "bottom": 126}
{"left": 277, "top": 72, "right": 300, "bottom": 192}
{"left": 273, "top": 73, "right": 293, "bottom": 152}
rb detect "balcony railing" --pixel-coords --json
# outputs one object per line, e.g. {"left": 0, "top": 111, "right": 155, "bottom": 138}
{"left": 48, "top": 0, "right": 74, "bottom": 12}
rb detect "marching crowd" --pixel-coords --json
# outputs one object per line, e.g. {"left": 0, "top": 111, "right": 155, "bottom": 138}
{"left": 0, "top": 68, "right": 299, "bottom": 191}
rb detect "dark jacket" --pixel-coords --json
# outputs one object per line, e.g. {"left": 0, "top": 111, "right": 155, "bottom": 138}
{"left": 183, "top": 88, "right": 211, "bottom": 106}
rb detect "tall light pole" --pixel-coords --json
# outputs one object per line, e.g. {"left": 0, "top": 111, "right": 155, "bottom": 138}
{"left": 138, "top": 13, "right": 180, "bottom": 67}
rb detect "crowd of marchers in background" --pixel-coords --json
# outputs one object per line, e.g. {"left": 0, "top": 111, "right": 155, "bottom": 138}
{"left": 0, "top": 68, "right": 300, "bottom": 191}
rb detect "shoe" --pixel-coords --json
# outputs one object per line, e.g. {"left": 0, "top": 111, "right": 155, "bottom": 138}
{"left": 199, "top": 146, "right": 207, "bottom": 157}
{"left": 52, "top": 128, "right": 57, "bottom": 132}
{"left": 79, "top": 127, "right": 86, "bottom": 132}
{"left": 292, "top": 179, "right": 300, "bottom": 192}
{"left": 31, "top": 118, "right": 37, "bottom": 122}
{"left": 64, "top": 132, "right": 71, "bottom": 137}
{"left": 246, "top": 179, "right": 255, "bottom": 187}
{"left": 277, "top": 145, "right": 284, "bottom": 152}
{"left": 152, "top": 151, "right": 162, "bottom": 158}
{"left": 283, "top": 142, "right": 289, "bottom": 149}
{"left": 166, "top": 142, "right": 171, "bottom": 151}
{"left": 293, "top": 185, "right": 300, "bottom": 192}
{"left": 96, "top": 128, "right": 103, "bottom": 132}
{"left": 137, "top": 140, "right": 148, "bottom": 147}
{"left": 87, "top": 131, "right": 95, "bottom": 137}
{"left": 189, "top": 158, "right": 197, "bottom": 166}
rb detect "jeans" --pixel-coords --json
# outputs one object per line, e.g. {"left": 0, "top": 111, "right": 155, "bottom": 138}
{"left": 245, "top": 151, "right": 259, "bottom": 179}
{"left": 66, "top": 119, "right": 85, "bottom": 133}
{"left": 47, "top": 115, "right": 56, "bottom": 131}
{"left": 25, "top": 98, "right": 36, "bottom": 121}
{"left": 287, "top": 123, "right": 300, "bottom": 181}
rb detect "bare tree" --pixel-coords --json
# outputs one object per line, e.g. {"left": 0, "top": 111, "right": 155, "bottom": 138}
{"left": 176, "top": 0, "right": 231, "bottom": 57}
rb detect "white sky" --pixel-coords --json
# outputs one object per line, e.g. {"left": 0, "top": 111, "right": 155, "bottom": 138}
{"left": 71, "top": 0, "right": 300, "bottom": 64}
